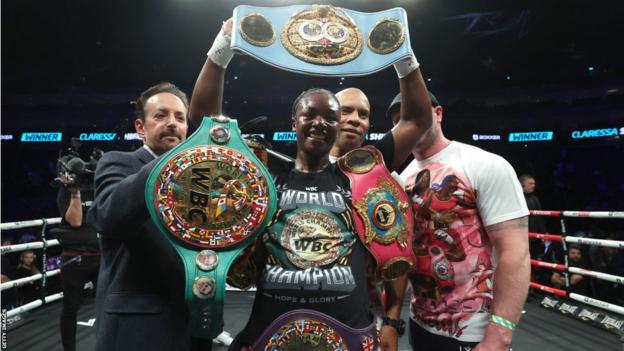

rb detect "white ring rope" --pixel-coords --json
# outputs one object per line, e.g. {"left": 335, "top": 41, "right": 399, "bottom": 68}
{"left": 528, "top": 208, "right": 624, "bottom": 317}
{"left": 561, "top": 211, "right": 624, "bottom": 218}
{"left": 565, "top": 236, "right": 624, "bottom": 249}
{"left": 569, "top": 293, "right": 624, "bottom": 316}
{"left": 1, "top": 208, "right": 619, "bottom": 317}
{"left": 530, "top": 260, "right": 624, "bottom": 285}
{"left": 529, "top": 210, "right": 624, "bottom": 218}
{"left": 0, "top": 217, "right": 61, "bottom": 230}
{"left": 1, "top": 269, "right": 61, "bottom": 291}
{"left": 6, "top": 292, "right": 64, "bottom": 318}
{"left": 1, "top": 240, "right": 61, "bottom": 254}
{"left": 567, "top": 267, "right": 624, "bottom": 285}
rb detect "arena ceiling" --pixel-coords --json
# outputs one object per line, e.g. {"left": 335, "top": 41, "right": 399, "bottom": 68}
{"left": 2, "top": 1, "right": 622, "bottom": 90}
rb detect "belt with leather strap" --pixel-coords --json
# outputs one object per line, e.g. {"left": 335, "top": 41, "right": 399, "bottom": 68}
{"left": 251, "top": 309, "right": 378, "bottom": 351}
{"left": 338, "top": 145, "right": 414, "bottom": 281}
{"left": 146, "top": 115, "right": 277, "bottom": 338}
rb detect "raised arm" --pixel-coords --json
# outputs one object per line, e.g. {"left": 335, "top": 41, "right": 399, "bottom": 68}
{"left": 57, "top": 175, "right": 83, "bottom": 227}
{"left": 388, "top": 55, "right": 433, "bottom": 171}
{"left": 189, "top": 19, "right": 234, "bottom": 127}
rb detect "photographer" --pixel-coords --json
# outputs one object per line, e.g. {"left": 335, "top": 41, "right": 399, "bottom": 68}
{"left": 54, "top": 151, "right": 100, "bottom": 351}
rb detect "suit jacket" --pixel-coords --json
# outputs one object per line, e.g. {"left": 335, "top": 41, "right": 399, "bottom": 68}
{"left": 88, "top": 147, "right": 191, "bottom": 351}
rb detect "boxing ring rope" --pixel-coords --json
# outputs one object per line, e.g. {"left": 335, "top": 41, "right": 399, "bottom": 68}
{"left": 1, "top": 216, "right": 254, "bottom": 321}
{"left": 1, "top": 269, "right": 61, "bottom": 291}
{"left": 1, "top": 217, "right": 67, "bottom": 319}
{"left": 2, "top": 211, "right": 622, "bottom": 330}
{"left": 0, "top": 218, "right": 62, "bottom": 231}
{"left": 528, "top": 209, "right": 624, "bottom": 319}
{"left": 5, "top": 293, "right": 65, "bottom": 318}
{"left": 529, "top": 210, "right": 624, "bottom": 218}
{"left": 531, "top": 259, "right": 624, "bottom": 284}
{"left": 1, "top": 240, "right": 61, "bottom": 254}
{"left": 528, "top": 232, "right": 624, "bottom": 249}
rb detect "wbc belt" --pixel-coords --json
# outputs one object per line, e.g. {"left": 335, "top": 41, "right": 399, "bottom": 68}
{"left": 145, "top": 115, "right": 277, "bottom": 338}
{"left": 338, "top": 146, "right": 413, "bottom": 281}
{"left": 251, "top": 309, "right": 378, "bottom": 351}
{"left": 231, "top": 4, "right": 413, "bottom": 76}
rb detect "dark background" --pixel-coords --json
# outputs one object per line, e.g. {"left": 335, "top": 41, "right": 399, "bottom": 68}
{"left": 2, "top": 0, "right": 624, "bottom": 237}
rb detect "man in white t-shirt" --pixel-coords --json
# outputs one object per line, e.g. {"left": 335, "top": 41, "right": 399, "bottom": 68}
{"left": 385, "top": 92, "right": 530, "bottom": 351}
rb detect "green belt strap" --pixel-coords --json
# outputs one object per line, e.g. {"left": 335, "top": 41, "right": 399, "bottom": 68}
{"left": 146, "top": 116, "right": 277, "bottom": 338}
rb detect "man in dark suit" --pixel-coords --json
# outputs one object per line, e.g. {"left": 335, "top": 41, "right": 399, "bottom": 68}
{"left": 88, "top": 82, "right": 212, "bottom": 350}
{"left": 519, "top": 174, "right": 547, "bottom": 257}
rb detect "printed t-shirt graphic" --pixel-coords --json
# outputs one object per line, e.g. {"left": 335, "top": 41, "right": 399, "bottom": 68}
{"left": 263, "top": 176, "right": 358, "bottom": 295}
{"left": 400, "top": 141, "right": 528, "bottom": 342}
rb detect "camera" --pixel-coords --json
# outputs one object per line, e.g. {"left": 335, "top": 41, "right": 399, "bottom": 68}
{"left": 50, "top": 138, "right": 103, "bottom": 190}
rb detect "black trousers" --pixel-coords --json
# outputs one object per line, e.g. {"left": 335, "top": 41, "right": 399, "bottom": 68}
{"left": 409, "top": 318, "right": 479, "bottom": 351}
{"left": 60, "top": 255, "right": 99, "bottom": 351}
{"left": 191, "top": 337, "right": 213, "bottom": 351}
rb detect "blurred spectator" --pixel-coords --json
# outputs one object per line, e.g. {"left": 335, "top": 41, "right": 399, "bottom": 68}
{"left": 1, "top": 237, "right": 18, "bottom": 309}
{"left": 520, "top": 174, "right": 547, "bottom": 244}
{"left": 590, "top": 232, "right": 624, "bottom": 305}
{"left": 565, "top": 245, "right": 592, "bottom": 296}
{"left": 17, "top": 231, "right": 37, "bottom": 245}
{"left": 1, "top": 237, "right": 16, "bottom": 282}
{"left": 15, "top": 250, "right": 42, "bottom": 304}
{"left": 535, "top": 239, "right": 565, "bottom": 288}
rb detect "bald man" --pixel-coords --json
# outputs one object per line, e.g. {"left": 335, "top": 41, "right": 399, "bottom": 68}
{"left": 329, "top": 87, "right": 371, "bottom": 162}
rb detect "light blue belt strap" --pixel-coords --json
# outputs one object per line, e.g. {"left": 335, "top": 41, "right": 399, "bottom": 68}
{"left": 231, "top": 4, "right": 413, "bottom": 77}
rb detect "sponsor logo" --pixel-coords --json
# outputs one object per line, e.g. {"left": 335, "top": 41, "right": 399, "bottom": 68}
{"left": 242, "top": 133, "right": 265, "bottom": 139}
{"left": 508, "top": 131, "right": 553, "bottom": 142}
{"left": 558, "top": 303, "right": 579, "bottom": 315}
{"left": 571, "top": 127, "right": 623, "bottom": 139}
{"left": 124, "top": 133, "right": 142, "bottom": 141}
{"left": 1, "top": 134, "right": 13, "bottom": 141}
{"left": 273, "top": 131, "right": 364, "bottom": 142}
{"left": 79, "top": 132, "right": 117, "bottom": 141}
{"left": 541, "top": 296, "right": 559, "bottom": 308}
{"left": 368, "top": 133, "right": 384, "bottom": 141}
{"left": 273, "top": 132, "right": 297, "bottom": 141}
{"left": 600, "top": 316, "right": 624, "bottom": 330}
{"left": 578, "top": 309, "right": 600, "bottom": 321}
{"left": 583, "top": 296, "right": 610, "bottom": 309}
{"left": 20, "top": 132, "right": 62, "bottom": 142}
{"left": 472, "top": 134, "right": 501, "bottom": 141}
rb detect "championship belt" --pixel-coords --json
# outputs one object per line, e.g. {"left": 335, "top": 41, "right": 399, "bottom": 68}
{"left": 231, "top": 4, "right": 412, "bottom": 76}
{"left": 251, "top": 309, "right": 378, "bottom": 351}
{"left": 145, "top": 115, "right": 277, "bottom": 338}
{"left": 338, "top": 146, "right": 413, "bottom": 281}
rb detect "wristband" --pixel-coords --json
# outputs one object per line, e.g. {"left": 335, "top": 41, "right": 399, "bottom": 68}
{"left": 489, "top": 314, "right": 516, "bottom": 331}
{"left": 393, "top": 52, "right": 420, "bottom": 79}
{"left": 207, "top": 28, "right": 234, "bottom": 69}
{"left": 71, "top": 190, "right": 81, "bottom": 198}
{"left": 381, "top": 316, "right": 406, "bottom": 336}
